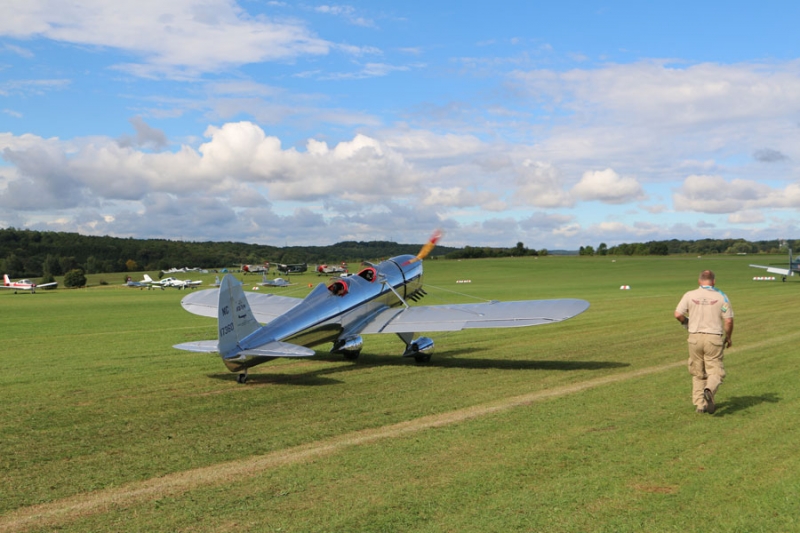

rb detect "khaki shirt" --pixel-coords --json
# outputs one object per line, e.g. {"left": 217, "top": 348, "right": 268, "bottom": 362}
{"left": 675, "top": 286, "right": 734, "bottom": 335}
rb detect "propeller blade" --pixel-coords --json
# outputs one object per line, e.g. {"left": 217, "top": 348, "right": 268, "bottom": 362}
{"left": 404, "top": 230, "right": 443, "bottom": 265}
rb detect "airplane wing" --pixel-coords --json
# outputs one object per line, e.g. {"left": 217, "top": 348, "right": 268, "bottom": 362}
{"left": 36, "top": 281, "right": 58, "bottom": 289}
{"left": 180, "top": 288, "right": 303, "bottom": 323}
{"left": 358, "top": 298, "right": 590, "bottom": 334}
{"left": 749, "top": 264, "right": 793, "bottom": 276}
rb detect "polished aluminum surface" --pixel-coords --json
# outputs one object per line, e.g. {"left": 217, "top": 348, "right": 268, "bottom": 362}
{"left": 176, "top": 250, "right": 590, "bottom": 375}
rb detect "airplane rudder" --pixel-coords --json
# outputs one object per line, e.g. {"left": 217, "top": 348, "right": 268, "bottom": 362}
{"left": 217, "top": 275, "right": 239, "bottom": 356}
{"left": 229, "top": 276, "right": 260, "bottom": 339}
{"left": 218, "top": 274, "right": 260, "bottom": 350}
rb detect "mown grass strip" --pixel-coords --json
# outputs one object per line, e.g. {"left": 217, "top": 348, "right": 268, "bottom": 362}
{"left": 0, "top": 358, "right": 691, "bottom": 533}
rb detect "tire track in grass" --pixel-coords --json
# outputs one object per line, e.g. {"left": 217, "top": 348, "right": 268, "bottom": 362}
{"left": 17, "top": 339, "right": 795, "bottom": 533}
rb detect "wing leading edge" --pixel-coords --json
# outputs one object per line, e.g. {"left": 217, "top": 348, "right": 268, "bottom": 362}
{"left": 359, "top": 298, "right": 590, "bottom": 334}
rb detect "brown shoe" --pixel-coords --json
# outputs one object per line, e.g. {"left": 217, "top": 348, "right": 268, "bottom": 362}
{"left": 703, "top": 388, "right": 716, "bottom": 414}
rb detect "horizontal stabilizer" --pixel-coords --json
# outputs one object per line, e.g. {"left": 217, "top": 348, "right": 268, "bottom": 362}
{"left": 766, "top": 267, "right": 792, "bottom": 276}
{"left": 238, "top": 340, "right": 315, "bottom": 358}
{"left": 173, "top": 340, "right": 219, "bottom": 353}
{"left": 173, "top": 339, "right": 314, "bottom": 359}
{"left": 750, "top": 264, "right": 792, "bottom": 276}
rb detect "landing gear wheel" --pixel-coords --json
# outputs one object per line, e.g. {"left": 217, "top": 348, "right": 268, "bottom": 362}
{"left": 342, "top": 350, "right": 361, "bottom": 361}
{"left": 414, "top": 354, "right": 431, "bottom": 363}
{"left": 237, "top": 372, "right": 248, "bottom": 384}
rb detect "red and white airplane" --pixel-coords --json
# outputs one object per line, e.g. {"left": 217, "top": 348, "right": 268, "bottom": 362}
{"left": 2, "top": 274, "right": 58, "bottom": 293}
{"left": 316, "top": 262, "right": 348, "bottom": 275}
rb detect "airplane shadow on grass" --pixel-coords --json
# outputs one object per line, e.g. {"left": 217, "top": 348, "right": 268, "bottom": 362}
{"left": 207, "top": 347, "right": 630, "bottom": 386}
{"left": 712, "top": 392, "right": 781, "bottom": 417}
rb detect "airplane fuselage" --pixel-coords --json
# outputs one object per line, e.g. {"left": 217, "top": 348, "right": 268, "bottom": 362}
{"left": 225, "top": 254, "right": 424, "bottom": 372}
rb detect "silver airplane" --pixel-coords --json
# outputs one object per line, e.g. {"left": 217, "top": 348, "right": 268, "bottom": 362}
{"left": 174, "top": 233, "right": 590, "bottom": 383}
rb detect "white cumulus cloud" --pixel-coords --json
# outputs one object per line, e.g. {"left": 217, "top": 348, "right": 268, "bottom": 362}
{"left": 571, "top": 168, "right": 646, "bottom": 204}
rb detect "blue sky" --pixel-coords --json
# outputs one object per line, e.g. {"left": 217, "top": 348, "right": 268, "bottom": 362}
{"left": 2, "top": 1, "right": 800, "bottom": 248}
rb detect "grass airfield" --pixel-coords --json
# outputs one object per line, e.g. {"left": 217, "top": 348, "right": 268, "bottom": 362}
{"left": 1, "top": 255, "right": 799, "bottom": 532}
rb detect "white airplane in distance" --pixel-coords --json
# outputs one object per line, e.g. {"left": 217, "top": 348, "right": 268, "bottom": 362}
{"left": 2, "top": 274, "right": 58, "bottom": 294}
{"left": 143, "top": 274, "right": 202, "bottom": 290}
{"left": 257, "top": 274, "right": 293, "bottom": 287}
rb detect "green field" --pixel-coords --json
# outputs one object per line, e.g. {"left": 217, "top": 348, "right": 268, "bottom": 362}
{"left": 2, "top": 255, "right": 799, "bottom": 532}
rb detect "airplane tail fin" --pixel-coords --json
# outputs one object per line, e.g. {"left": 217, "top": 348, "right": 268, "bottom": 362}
{"left": 217, "top": 274, "right": 261, "bottom": 358}
{"left": 3, "top": 274, "right": 9, "bottom": 286}
{"left": 173, "top": 274, "right": 314, "bottom": 373}
{"left": 143, "top": 274, "right": 153, "bottom": 282}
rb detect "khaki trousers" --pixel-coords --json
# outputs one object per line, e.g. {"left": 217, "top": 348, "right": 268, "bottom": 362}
{"left": 687, "top": 333, "right": 726, "bottom": 409}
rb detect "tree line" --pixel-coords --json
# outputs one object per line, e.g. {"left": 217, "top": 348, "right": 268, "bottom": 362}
{"left": 0, "top": 227, "right": 796, "bottom": 279}
{"left": 0, "top": 228, "right": 458, "bottom": 278}
{"left": 441, "top": 238, "right": 797, "bottom": 260}
{"left": 578, "top": 239, "right": 798, "bottom": 256}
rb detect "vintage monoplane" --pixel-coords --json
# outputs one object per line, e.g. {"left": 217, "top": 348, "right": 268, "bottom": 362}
{"left": 174, "top": 233, "right": 590, "bottom": 383}
{"left": 2, "top": 274, "right": 58, "bottom": 293}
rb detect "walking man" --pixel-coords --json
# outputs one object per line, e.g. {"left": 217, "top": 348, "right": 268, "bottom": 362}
{"left": 674, "top": 270, "right": 734, "bottom": 414}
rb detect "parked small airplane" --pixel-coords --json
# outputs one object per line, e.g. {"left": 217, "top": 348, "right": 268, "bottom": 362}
{"left": 174, "top": 232, "right": 590, "bottom": 383}
{"left": 126, "top": 277, "right": 151, "bottom": 289}
{"left": 257, "top": 274, "right": 293, "bottom": 287}
{"left": 144, "top": 274, "right": 202, "bottom": 290}
{"left": 277, "top": 263, "right": 307, "bottom": 274}
{"left": 162, "top": 267, "right": 208, "bottom": 274}
{"left": 750, "top": 248, "right": 800, "bottom": 281}
{"left": 162, "top": 277, "right": 202, "bottom": 290}
{"left": 242, "top": 262, "right": 269, "bottom": 274}
{"left": 2, "top": 274, "right": 58, "bottom": 294}
{"left": 317, "top": 263, "right": 348, "bottom": 275}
